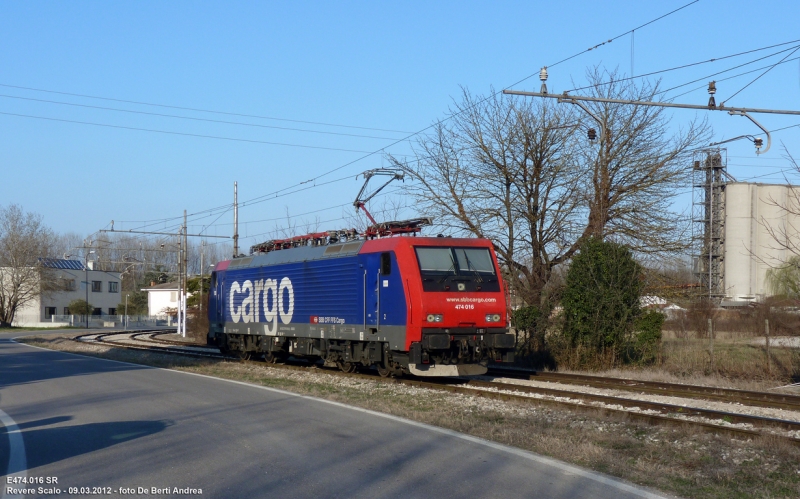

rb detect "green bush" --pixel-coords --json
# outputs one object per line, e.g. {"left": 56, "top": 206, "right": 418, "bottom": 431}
{"left": 67, "top": 299, "right": 92, "bottom": 315}
{"left": 559, "top": 237, "right": 649, "bottom": 368}
{"left": 630, "top": 309, "right": 664, "bottom": 364}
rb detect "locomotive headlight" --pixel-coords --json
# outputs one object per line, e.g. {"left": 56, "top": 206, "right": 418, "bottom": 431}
{"left": 485, "top": 314, "right": 502, "bottom": 322}
{"left": 426, "top": 314, "right": 443, "bottom": 323}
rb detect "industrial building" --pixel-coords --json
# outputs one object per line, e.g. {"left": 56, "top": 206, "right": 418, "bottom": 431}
{"left": 724, "top": 182, "right": 800, "bottom": 304}
{"left": 692, "top": 148, "right": 800, "bottom": 306}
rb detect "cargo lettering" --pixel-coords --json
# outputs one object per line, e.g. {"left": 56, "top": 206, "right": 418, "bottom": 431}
{"left": 230, "top": 277, "right": 294, "bottom": 330}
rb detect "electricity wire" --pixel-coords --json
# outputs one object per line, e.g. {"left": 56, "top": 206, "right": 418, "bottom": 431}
{"left": 722, "top": 45, "right": 800, "bottom": 105}
{"left": 0, "top": 82, "right": 413, "bottom": 134}
{"left": 201, "top": 2, "right": 704, "bottom": 217}
{"left": 79, "top": 1, "right": 704, "bottom": 234}
{"left": 567, "top": 40, "right": 800, "bottom": 93}
{"left": 0, "top": 111, "right": 378, "bottom": 154}
{"left": 541, "top": 0, "right": 700, "bottom": 70}
{"left": 0, "top": 93, "right": 405, "bottom": 141}
{"left": 664, "top": 56, "right": 800, "bottom": 99}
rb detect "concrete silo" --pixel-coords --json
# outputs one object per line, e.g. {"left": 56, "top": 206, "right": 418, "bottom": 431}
{"left": 723, "top": 182, "right": 800, "bottom": 304}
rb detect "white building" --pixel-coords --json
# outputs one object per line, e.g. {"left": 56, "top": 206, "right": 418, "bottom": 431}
{"left": 723, "top": 182, "right": 800, "bottom": 303}
{"left": 142, "top": 281, "right": 180, "bottom": 317}
{"left": 11, "top": 258, "right": 122, "bottom": 327}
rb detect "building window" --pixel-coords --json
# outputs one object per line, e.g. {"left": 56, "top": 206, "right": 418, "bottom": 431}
{"left": 44, "top": 307, "right": 56, "bottom": 319}
{"left": 170, "top": 291, "right": 177, "bottom": 302}
{"left": 109, "top": 281, "right": 119, "bottom": 293}
{"left": 92, "top": 308, "right": 102, "bottom": 316}
{"left": 63, "top": 307, "right": 70, "bottom": 315}
{"left": 64, "top": 279, "right": 76, "bottom": 291}
{"left": 92, "top": 281, "right": 102, "bottom": 292}
{"left": 109, "top": 308, "right": 117, "bottom": 315}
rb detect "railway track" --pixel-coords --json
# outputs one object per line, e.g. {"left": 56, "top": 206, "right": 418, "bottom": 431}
{"left": 71, "top": 330, "right": 800, "bottom": 445}
{"left": 486, "top": 366, "right": 800, "bottom": 412}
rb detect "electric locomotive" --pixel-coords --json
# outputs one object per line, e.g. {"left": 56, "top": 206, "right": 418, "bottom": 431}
{"left": 207, "top": 231, "right": 515, "bottom": 376}
{"left": 207, "top": 169, "right": 515, "bottom": 376}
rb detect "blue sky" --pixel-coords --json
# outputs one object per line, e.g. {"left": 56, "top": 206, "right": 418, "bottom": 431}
{"left": 1, "top": 0, "right": 798, "bottom": 251}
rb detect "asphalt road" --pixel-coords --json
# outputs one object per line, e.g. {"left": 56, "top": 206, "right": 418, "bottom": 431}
{"left": 0, "top": 331, "right": 672, "bottom": 499}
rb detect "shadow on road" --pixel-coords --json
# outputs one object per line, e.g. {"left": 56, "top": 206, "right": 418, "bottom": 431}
{"left": 0, "top": 347, "right": 150, "bottom": 389}
{"left": 1, "top": 419, "right": 173, "bottom": 473}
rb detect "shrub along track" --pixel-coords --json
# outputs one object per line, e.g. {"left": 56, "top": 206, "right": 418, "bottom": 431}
{"left": 71, "top": 330, "right": 800, "bottom": 446}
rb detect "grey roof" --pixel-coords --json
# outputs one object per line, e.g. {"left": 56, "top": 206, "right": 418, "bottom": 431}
{"left": 38, "top": 258, "right": 85, "bottom": 270}
{"left": 143, "top": 282, "right": 179, "bottom": 291}
{"left": 233, "top": 240, "right": 364, "bottom": 269}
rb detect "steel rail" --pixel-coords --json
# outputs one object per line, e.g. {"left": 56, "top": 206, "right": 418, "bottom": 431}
{"left": 464, "top": 379, "right": 800, "bottom": 432}
{"left": 487, "top": 367, "right": 800, "bottom": 412}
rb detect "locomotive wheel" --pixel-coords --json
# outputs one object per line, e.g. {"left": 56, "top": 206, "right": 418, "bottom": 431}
{"left": 337, "top": 361, "right": 357, "bottom": 373}
{"left": 264, "top": 352, "right": 285, "bottom": 364}
{"left": 235, "top": 351, "right": 254, "bottom": 361}
{"left": 376, "top": 363, "right": 392, "bottom": 378}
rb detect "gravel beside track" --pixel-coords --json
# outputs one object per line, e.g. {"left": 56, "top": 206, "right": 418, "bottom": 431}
{"left": 488, "top": 367, "right": 800, "bottom": 411}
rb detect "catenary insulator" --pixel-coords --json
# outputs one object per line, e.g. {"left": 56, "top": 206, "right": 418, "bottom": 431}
{"left": 754, "top": 137, "right": 763, "bottom": 150}
{"left": 707, "top": 81, "right": 717, "bottom": 108}
{"left": 539, "top": 67, "right": 548, "bottom": 94}
{"left": 587, "top": 128, "right": 597, "bottom": 141}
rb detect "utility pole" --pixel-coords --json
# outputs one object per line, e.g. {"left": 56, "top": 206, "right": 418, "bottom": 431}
{"left": 177, "top": 231, "right": 183, "bottom": 335}
{"left": 183, "top": 209, "right": 188, "bottom": 337}
{"left": 199, "top": 240, "right": 205, "bottom": 312}
{"left": 233, "top": 181, "right": 239, "bottom": 258}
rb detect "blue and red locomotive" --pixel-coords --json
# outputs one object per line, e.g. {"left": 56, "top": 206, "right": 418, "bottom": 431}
{"left": 207, "top": 170, "right": 515, "bottom": 376}
{"left": 207, "top": 230, "right": 515, "bottom": 376}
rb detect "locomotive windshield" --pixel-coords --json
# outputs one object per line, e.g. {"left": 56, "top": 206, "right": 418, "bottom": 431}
{"left": 415, "top": 247, "right": 500, "bottom": 292}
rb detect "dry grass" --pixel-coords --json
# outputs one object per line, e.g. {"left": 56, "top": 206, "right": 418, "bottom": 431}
{"left": 551, "top": 336, "right": 800, "bottom": 390}
{"left": 659, "top": 338, "right": 800, "bottom": 382}
{"left": 19, "top": 335, "right": 800, "bottom": 499}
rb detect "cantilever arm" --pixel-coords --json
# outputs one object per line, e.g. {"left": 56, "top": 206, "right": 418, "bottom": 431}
{"left": 728, "top": 110, "right": 771, "bottom": 155}
{"left": 558, "top": 95, "right": 604, "bottom": 142}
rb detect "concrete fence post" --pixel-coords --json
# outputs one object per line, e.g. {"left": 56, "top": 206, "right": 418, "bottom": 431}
{"left": 765, "top": 319, "right": 771, "bottom": 376}
{"left": 708, "top": 318, "right": 714, "bottom": 372}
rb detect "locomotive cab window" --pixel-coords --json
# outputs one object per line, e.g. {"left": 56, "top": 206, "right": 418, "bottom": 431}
{"left": 380, "top": 252, "right": 392, "bottom": 275}
{"left": 415, "top": 247, "right": 499, "bottom": 292}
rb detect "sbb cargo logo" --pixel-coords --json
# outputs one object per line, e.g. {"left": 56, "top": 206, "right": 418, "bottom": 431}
{"left": 229, "top": 277, "right": 294, "bottom": 334}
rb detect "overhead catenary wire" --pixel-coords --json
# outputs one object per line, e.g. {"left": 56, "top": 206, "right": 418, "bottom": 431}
{"left": 541, "top": 0, "right": 700, "bottom": 70}
{"left": 175, "top": 2, "right": 704, "bottom": 222}
{"left": 664, "top": 56, "right": 800, "bottom": 99}
{"left": 0, "top": 82, "right": 413, "bottom": 134}
{"left": 0, "top": 111, "right": 380, "bottom": 154}
{"left": 566, "top": 40, "right": 800, "bottom": 93}
{"left": 722, "top": 45, "right": 800, "bottom": 105}
{"left": 0, "top": 93, "right": 407, "bottom": 141}
{"left": 82, "top": 1, "right": 704, "bottom": 237}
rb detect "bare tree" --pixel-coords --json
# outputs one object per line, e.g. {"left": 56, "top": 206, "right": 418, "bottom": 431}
{"left": 393, "top": 73, "right": 709, "bottom": 311}
{"left": 575, "top": 68, "right": 710, "bottom": 254}
{"left": 755, "top": 146, "right": 800, "bottom": 297}
{"left": 760, "top": 147, "right": 800, "bottom": 258}
{"left": 0, "top": 205, "right": 58, "bottom": 327}
{"left": 83, "top": 233, "right": 231, "bottom": 290}
{"left": 391, "top": 88, "right": 583, "bottom": 307}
